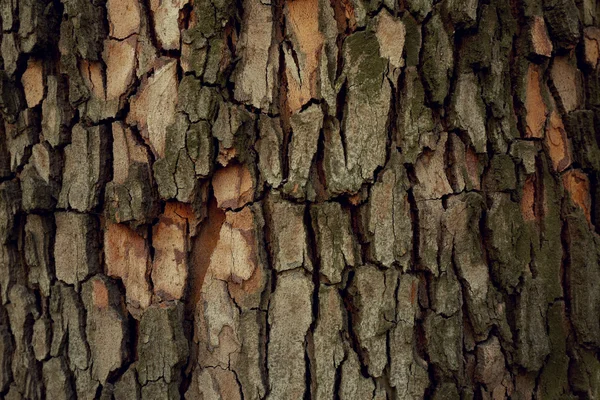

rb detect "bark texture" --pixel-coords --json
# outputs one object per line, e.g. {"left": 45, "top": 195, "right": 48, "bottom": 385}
{"left": 0, "top": 0, "right": 600, "bottom": 398}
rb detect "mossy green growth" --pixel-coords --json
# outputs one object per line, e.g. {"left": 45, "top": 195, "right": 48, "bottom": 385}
{"left": 571, "top": 347, "right": 600, "bottom": 398}
{"left": 537, "top": 302, "right": 570, "bottom": 400}
{"left": 154, "top": 114, "right": 188, "bottom": 200}
{"left": 177, "top": 77, "right": 218, "bottom": 123}
{"left": 485, "top": 193, "right": 529, "bottom": 293}
{"left": 105, "top": 163, "right": 158, "bottom": 226}
{"left": 186, "top": 121, "right": 213, "bottom": 177}
{"left": 484, "top": 155, "right": 517, "bottom": 192}
{"left": 421, "top": 13, "right": 454, "bottom": 105}
{"left": 404, "top": 0, "right": 433, "bottom": 22}
{"left": 402, "top": 14, "right": 422, "bottom": 68}
{"left": 342, "top": 31, "right": 387, "bottom": 90}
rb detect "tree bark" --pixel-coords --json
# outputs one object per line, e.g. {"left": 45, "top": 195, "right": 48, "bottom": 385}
{"left": 0, "top": 0, "right": 599, "bottom": 398}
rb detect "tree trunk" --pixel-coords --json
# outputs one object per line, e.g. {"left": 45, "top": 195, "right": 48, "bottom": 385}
{"left": 0, "top": 0, "right": 599, "bottom": 398}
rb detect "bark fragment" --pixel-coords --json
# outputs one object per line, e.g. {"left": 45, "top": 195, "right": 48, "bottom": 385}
{"left": 234, "top": 0, "right": 277, "bottom": 110}
{"left": 389, "top": 274, "right": 430, "bottom": 398}
{"left": 283, "top": 104, "right": 323, "bottom": 200}
{"left": 361, "top": 151, "right": 412, "bottom": 269}
{"left": 58, "top": 123, "right": 109, "bottom": 212}
{"left": 268, "top": 269, "right": 313, "bottom": 399}
{"left": 348, "top": 264, "right": 397, "bottom": 377}
{"left": 311, "top": 201, "right": 358, "bottom": 283}
{"left": 82, "top": 275, "right": 129, "bottom": 384}
{"left": 422, "top": 13, "right": 454, "bottom": 105}
{"left": 337, "top": 30, "right": 391, "bottom": 191}
{"left": 24, "top": 215, "right": 53, "bottom": 297}
{"left": 21, "top": 59, "right": 44, "bottom": 108}
{"left": 449, "top": 72, "right": 487, "bottom": 152}
{"left": 54, "top": 212, "right": 100, "bottom": 285}
{"left": 523, "top": 64, "right": 548, "bottom": 139}
{"left": 137, "top": 302, "right": 188, "bottom": 395}
{"left": 313, "top": 285, "right": 345, "bottom": 400}
{"left": 257, "top": 115, "right": 283, "bottom": 188}
{"left": 127, "top": 59, "right": 178, "bottom": 158}
{"left": 151, "top": 202, "right": 193, "bottom": 301}
{"left": 104, "top": 223, "right": 152, "bottom": 316}
{"left": 106, "top": 122, "right": 158, "bottom": 225}
{"left": 550, "top": 55, "right": 583, "bottom": 113}
{"left": 265, "top": 193, "right": 312, "bottom": 272}
{"left": 150, "top": 0, "right": 188, "bottom": 50}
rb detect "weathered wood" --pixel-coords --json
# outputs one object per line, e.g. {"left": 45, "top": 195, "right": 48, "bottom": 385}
{"left": 2, "top": 0, "right": 600, "bottom": 398}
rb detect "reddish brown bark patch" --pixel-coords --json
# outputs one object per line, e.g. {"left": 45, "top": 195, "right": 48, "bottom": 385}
{"left": 521, "top": 176, "right": 536, "bottom": 222}
{"left": 563, "top": 169, "right": 592, "bottom": 223}
{"left": 152, "top": 202, "right": 193, "bottom": 301}
{"left": 331, "top": 0, "right": 357, "bottom": 33}
{"left": 92, "top": 279, "right": 110, "bottom": 310}
{"left": 21, "top": 59, "right": 44, "bottom": 108}
{"left": 545, "top": 110, "right": 571, "bottom": 172}
{"left": 584, "top": 27, "right": 600, "bottom": 69}
{"left": 525, "top": 64, "right": 547, "bottom": 139}
{"left": 105, "top": 222, "right": 152, "bottom": 314}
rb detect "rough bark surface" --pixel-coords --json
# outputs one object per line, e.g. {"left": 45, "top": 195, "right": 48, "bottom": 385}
{"left": 1, "top": 0, "right": 600, "bottom": 399}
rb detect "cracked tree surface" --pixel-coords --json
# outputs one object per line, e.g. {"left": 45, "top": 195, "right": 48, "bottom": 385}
{"left": 2, "top": 0, "right": 600, "bottom": 398}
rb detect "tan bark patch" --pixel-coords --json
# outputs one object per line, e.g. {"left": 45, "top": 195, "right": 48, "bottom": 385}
{"left": 152, "top": 202, "right": 192, "bottom": 301}
{"left": 475, "top": 336, "right": 506, "bottom": 389}
{"left": 545, "top": 110, "right": 571, "bottom": 172}
{"left": 21, "top": 59, "right": 44, "bottom": 108}
{"left": 550, "top": 56, "right": 582, "bottom": 113}
{"left": 375, "top": 10, "right": 405, "bottom": 72}
{"left": 107, "top": 0, "right": 140, "bottom": 39}
{"left": 515, "top": 374, "right": 535, "bottom": 399}
{"left": 112, "top": 122, "right": 150, "bottom": 184}
{"left": 31, "top": 143, "right": 51, "bottom": 183}
{"left": 150, "top": 0, "right": 189, "bottom": 50}
{"left": 209, "top": 207, "right": 257, "bottom": 283}
{"left": 104, "top": 223, "right": 152, "bottom": 313}
{"left": 525, "top": 64, "right": 547, "bottom": 138}
{"left": 584, "top": 27, "right": 600, "bottom": 69}
{"left": 414, "top": 132, "right": 452, "bottom": 200}
{"left": 128, "top": 59, "right": 178, "bottom": 158}
{"left": 530, "top": 16, "right": 552, "bottom": 57}
{"left": 348, "top": 192, "right": 364, "bottom": 206}
{"left": 80, "top": 60, "right": 105, "bottom": 100}
{"left": 521, "top": 176, "right": 536, "bottom": 222}
{"left": 105, "top": 37, "right": 137, "bottom": 101}
{"left": 188, "top": 198, "right": 226, "bottom": 311}
{"left": 563, "top": 169, "right": 592, "bottom": 223}
{"left": 285, "top": 0, "right": 324, "bottom": 112}
{"left": 212, "top": 164, "right": 254, "bottom": 210}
